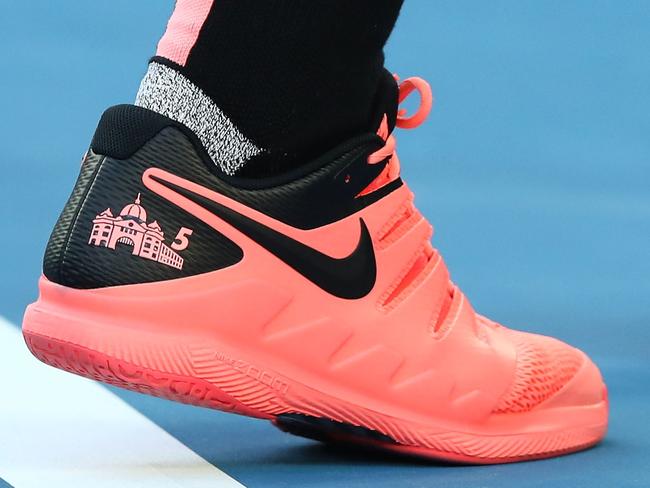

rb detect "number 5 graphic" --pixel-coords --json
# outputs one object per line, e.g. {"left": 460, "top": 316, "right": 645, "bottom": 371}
{"left": 172, "top": 227, "right": 193, "bottom": 251}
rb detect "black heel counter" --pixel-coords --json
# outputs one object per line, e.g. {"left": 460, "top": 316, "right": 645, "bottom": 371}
{"left": 43, "top": 106, "right": 243, "bottom": 289}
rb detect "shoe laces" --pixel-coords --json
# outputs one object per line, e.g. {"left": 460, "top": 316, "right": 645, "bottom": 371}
{"left": 365, "top": 76, "right": 433, "bottom": 188}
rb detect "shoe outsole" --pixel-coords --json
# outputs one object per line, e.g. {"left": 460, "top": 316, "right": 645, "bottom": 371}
{"left": 23, "top": 304, "right": 608, "bottom": 465}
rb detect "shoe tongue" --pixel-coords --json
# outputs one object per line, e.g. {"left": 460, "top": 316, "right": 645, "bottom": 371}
{"left": 367, "top": 68, "right": 399, "bottom": 136}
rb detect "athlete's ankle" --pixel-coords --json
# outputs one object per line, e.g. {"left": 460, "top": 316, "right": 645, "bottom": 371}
{"left": 134, "top": 0, "right": 404, "bottom": 177}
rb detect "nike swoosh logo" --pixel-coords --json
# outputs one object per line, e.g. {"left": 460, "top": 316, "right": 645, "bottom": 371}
{"left": 147, "top": 172, "right": 377, "bottom": 299}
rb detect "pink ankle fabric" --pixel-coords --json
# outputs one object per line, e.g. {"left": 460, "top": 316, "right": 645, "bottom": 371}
{"left": 156, "top": 0, "right": 214, "bottom": 66}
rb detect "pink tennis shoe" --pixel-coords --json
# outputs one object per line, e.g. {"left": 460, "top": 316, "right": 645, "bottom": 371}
{"left": 23, "top": 76, "right": 607, "bottom": 463}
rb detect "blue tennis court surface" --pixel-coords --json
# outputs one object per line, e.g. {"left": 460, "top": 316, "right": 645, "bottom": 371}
{"left": 1, "top": 1, "right": 649, "bottom": 486}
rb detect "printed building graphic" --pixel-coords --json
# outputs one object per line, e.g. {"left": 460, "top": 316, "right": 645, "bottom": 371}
{"left": 88, "top": 194, "right": 184, "bottom": 270}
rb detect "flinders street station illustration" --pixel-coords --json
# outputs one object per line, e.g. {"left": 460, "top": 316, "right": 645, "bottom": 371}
{"left": 88, "top": 194, "right": 187, "bottom": 270}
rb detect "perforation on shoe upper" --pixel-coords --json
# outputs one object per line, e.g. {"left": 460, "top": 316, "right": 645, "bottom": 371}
{"left": 492, "top": 327, "right": 584, "bottom": 413}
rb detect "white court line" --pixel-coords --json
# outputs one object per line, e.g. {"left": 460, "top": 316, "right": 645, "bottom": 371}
{"left": 0, "top": 317, "right": 245, "bottom": 488}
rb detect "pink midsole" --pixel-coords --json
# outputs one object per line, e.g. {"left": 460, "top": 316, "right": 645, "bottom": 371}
{"left": 23, "top": 292, "right": 607, "bottom": 461}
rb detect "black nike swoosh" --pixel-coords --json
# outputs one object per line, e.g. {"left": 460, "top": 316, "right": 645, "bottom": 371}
{"left": 151, "top": 175, "right": 377, "bottom": 299}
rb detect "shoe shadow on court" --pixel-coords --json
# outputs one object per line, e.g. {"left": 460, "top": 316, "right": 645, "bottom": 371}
{"left": 199, "top": 426, "right": 611, "bottom": 471}
{"left": 261, "top": 442, "right": 453, "bottom": 466}
{"left": 233, "top": 439, "right": 607, "bottom": 467}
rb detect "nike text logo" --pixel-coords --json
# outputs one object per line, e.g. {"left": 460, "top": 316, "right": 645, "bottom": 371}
{"left": 147, "top": 172, "right": 377, "bottom": 299}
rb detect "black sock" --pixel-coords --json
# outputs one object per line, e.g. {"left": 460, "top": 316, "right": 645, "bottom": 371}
{"left": 136, "top": 0, "right": 403, "bottom": 177}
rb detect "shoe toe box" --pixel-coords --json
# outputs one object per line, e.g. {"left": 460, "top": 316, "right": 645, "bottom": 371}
{"left": 492, "top": 329, "right": 606, "bottom": 414}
